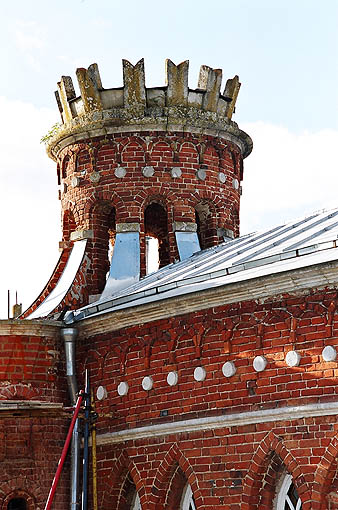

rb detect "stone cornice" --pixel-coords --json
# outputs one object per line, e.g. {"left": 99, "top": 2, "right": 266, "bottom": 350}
{"left": 96, "top": 400, "right": 338, "bottom": 446}
{"left": 77, "top": 259, "right": 338, "bottom": 337}
{"left": 46, "top": 112, "right": 252, "bottom": 161}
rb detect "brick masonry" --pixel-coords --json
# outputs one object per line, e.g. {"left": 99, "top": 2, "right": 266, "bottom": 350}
{"left": 77, "top": 288, "right": 338, "bottom": 509}
{"left": 57, "top": 131, "right": 242, "bottom": 294}
{"left": 3, "top": 59, "right": 337, "bottom": 510}
{"left": 0, "top": 323, "right": 69, "bottom": 510}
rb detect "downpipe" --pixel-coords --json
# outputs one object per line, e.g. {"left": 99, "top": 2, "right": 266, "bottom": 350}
{"left": 61, "top": 327, "right": 80, "bottom": 510}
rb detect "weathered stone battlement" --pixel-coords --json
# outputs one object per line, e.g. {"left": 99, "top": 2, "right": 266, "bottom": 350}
{"left": 47, "top": 59, "right": 252, "bottom": 160}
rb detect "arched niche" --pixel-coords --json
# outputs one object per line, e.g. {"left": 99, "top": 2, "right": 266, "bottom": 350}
{"left": 195, "top": 200, "right": 217, "bottom": 249}
{"left": 62, "top": 209, "right": 76, "bottom": 241}
{"left": 76, "top": 149, "right": 91, "bottom": 174}
{"left": 62, "top": 154, "right": 71, "bottom": 179}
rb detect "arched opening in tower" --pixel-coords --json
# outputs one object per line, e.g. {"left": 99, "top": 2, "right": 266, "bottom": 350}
{"left": 144, "top": 202, "right": 169, "bottom": 273}
{"left": 195, "top": 201, "right": 215, "bottom": 249}
{"left": 91, "top": 202, "right": 116, "bottom": 292}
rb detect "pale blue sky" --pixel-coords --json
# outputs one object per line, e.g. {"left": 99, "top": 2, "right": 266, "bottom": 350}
{"left": 0, "top": 0, "right": 338, "bottom": 317}
{"left": 0, "top": 0, "right": 337, "bottom": 130}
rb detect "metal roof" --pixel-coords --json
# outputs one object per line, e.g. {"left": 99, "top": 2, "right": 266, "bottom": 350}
{"left": 65, "top": 208, "right": 338, "bottom": 324}
{"left": 28, "top": 240, "right": 87, "bottom": 319}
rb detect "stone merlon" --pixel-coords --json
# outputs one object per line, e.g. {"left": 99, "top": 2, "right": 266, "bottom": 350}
{"left": 48, "top": 59, "right": 253, "bottom": 160}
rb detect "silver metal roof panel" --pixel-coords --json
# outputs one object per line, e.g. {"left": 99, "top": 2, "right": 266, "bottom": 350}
{"left": 71, "top": 208, "right": 338, "bottom": 323}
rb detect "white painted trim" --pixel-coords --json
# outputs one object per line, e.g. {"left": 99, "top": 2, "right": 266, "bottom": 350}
{"left": 96, "top": 401, "right": 338, "bottom": 446}
{"left": 276, "top": 473, "right": 301, "bottom": 510}
{"left": 181, "top": 484, "right": 195, "bottom": 510}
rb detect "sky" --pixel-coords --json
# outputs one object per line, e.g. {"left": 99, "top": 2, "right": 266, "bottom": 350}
{"left": 0, "top": 0, "right": 338, "bottom": 318}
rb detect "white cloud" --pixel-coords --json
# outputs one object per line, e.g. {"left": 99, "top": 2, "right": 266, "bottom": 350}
{"left": 240, "top": 122, "right": 338, "bottom": 234}
{"left": 0, "top": 96, "right": 61, "bottom": 319}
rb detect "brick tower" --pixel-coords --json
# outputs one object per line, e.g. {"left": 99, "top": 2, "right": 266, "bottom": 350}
{"left": 37, "top": 58, "right": 252, "bottom": 311}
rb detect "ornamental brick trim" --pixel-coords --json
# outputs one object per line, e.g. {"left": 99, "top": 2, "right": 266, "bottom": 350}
{"left": 312, "top": 434, "right": 338, "bottom": 509}
{"left": 242, "top": 430, "right": 311, "bottom": 510}
{"left": 149, "top": 443, "right": 203, "bottom": 510}
{"left": 99, "top": 450, "right": 144, "bottom": 510}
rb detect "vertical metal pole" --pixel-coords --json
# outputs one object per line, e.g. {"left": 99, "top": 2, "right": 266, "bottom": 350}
{"left": 81, "top": 370, "right": 90, "bottom": 510}
{"left": 91, "top": 389, "right": 98, "bottom": 510}
{"left": 7, "top": 290, "right": 10, "bottom": 319}
{"left": 44, "top": 390, "right": 84, "bottom": 510}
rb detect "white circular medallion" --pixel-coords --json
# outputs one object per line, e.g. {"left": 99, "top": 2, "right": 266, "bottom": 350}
{"left": 71, "top": 176, "right": 80, "bottom": 188}
{"left": 253, "top": 355, "right": 268, "bottom": 372}
{"left": 196, "top": 169, "right": 206, "bottom": 181}
{"left": 142, "top": 166, "right": 155, "bottom": 177}
{"left": 222, "top": 361, "right": 236, "bottom": 378}
{"left": 218, "top": 172, "right": 226, "bottom": 184}
{"left": 167, "top": 371, "right": 178, "bottom": 386}
{"left": 142, "top": 376, "right": 153, "bottom": 391}
{"left": 114, "top": 166, "right": 127, "bottom": 178}
{"left": 322, "top": 345, "right": 337, "bottom": 362}
{"left": 285, "top": 350, "right": 301, "bottom": 367}
{"left": 96, "top": 385, "right": 107, "bottom": 400}
{"left": 193, "top": 366, "right": 206, "bottom": 382}
{"left": 171, "top": 167, "right": 182, "bottom": 178}
{"left": 117, "top": 381, "right": 129, "bottom": 396}
{"left": 232, "top": 178, "right": 239, "bottom": 190}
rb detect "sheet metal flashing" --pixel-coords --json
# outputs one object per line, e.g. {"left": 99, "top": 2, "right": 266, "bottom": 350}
{"left": 65, "top": 208, "right": 338, "bottom": 324}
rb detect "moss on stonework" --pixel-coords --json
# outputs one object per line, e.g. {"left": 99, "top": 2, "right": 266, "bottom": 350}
{"left": 40, "top": 122, "right": 62, "bottom": 145}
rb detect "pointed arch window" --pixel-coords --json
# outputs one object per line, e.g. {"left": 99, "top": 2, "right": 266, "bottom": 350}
{"left": 276, "top": 474, "right": 302, "bottom": 510}
{"left": 180, "top": 484, "right": 196, "bottom": 510}
{"left": 131, "top": 492, "right": 141, "bottom": 510}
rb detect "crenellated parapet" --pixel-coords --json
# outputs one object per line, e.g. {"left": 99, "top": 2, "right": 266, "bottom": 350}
{"left": 48, "top": 59, "right": 252, "bottom": 160}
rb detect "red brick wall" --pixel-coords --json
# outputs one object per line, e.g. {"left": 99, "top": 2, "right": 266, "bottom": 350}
{"left": 58, "top": 132, "right": 242, "bottom": 294}
{"left": 77, "top": 287, "right": 338, "bottom": 509}
{"left": 0, "top": 325, "right": 70, "bottom": 510}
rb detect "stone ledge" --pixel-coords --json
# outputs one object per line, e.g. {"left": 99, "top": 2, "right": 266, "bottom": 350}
{"left": 70, "top": 229, "right": 93, "bottom": 241}
{"left": 116, "top": 222, "right": 140, "bottom": 233}
{"left": 96, "top": 400, "right": 338, "bottom": 445}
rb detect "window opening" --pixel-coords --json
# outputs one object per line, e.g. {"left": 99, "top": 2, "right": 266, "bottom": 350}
{"left": 105, "top": 205, "right": 116, "bottom": 276}
{"left": 120, "top": 473, "right": 141, "bottom": 510}
{"left": 131, "top": 492, "right": 141, "bottom": 510}
{"left": 144, "top": 202, "right": 169, "bottom": 272}
{"left": 7, "top": 498, "right": 27, "bottom": 510}
{"left": 146, "top": 236, "right": 159, "bottom": 274}
{"left": 276, "top": 474, "right": 302, "bottom": 510}
{"left": 180, "top": 484, "right": 196, "bottom": 510}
